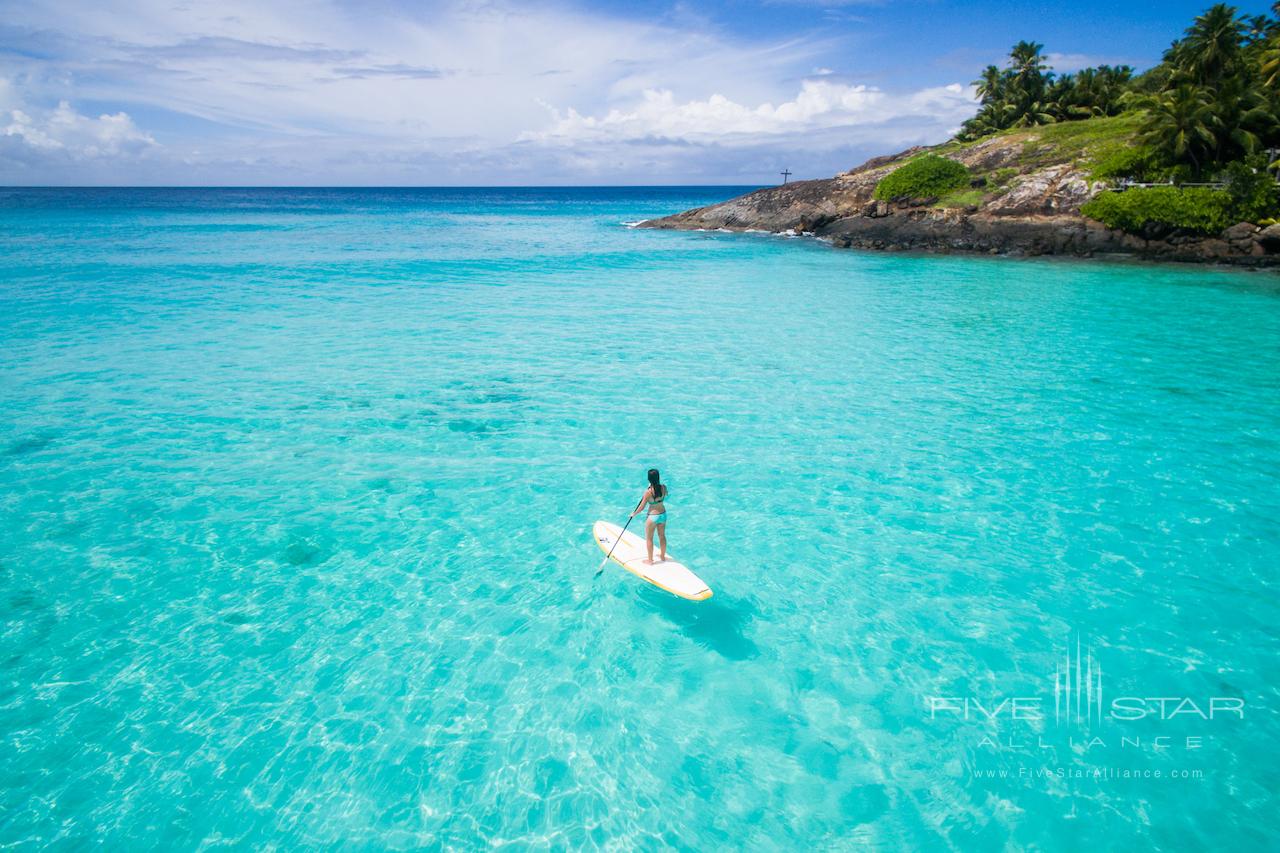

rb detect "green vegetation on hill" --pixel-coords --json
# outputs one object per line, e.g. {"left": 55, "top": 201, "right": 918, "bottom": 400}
{"left": 960, "top": 4, "right": 1279, "bottom": 176}
{"left": 1084, "top": 157, "right": 1279, "bottom": 234}
{"left": 1134, "top": 4, "right": 1278, "bottom": 178}
{"left": 1081, "top": 187, "right": 1235, "bottom": 234}
{"left": 869, "top": 114, "right": 1148, "bottom": 207}
{"left": 1014, "top": 114, "right": 1147, "bottom": 176}
{"left": 872, "top": 155, "right": 969, "bottom": 201}
{"left": 960, "top": 44, "right": 1133, "bottom": 140}
{"left": 948, "top": 3, "right": 1280, "bottom": 234}
{"left": 924, "top": 113, "right": 1146, "bottom": 185}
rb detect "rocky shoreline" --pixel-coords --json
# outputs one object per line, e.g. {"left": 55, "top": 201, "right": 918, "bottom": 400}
{"left": 640, "top": 135, "right": 1280, "bottom": 267}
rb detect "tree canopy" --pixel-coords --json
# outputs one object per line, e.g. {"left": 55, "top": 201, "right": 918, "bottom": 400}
{"left": 957, "top": 3, "right": 1280, "bottom": 181}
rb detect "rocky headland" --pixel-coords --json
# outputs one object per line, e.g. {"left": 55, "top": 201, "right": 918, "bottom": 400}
{"left": 641, "top": 126, "right": 1280, "bottom": 266}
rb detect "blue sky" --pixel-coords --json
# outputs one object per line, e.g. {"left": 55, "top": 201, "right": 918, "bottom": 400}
{"left": 0, "top": 0, "right": 1273, "bottom": 185}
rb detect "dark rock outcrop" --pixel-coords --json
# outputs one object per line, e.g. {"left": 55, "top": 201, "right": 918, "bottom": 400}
{"left": 1257, "top": 223, "right": 1280, "bottom": 251}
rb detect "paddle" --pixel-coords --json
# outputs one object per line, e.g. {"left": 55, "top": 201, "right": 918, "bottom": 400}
{"left": 596, "top": 498, "right": 645, "bottom": 577}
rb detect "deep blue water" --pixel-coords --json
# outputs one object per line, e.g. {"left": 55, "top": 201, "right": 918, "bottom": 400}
{"left": 1, "top": 187, "right": 1278, "bottom": 849}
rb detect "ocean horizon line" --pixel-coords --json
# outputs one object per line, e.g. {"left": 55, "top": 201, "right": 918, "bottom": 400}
{"left": 0, "top": 183, "right": 769, "bottom": 191}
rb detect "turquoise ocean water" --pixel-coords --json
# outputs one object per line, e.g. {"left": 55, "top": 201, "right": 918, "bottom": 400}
{"left": 1, "top": 187, "right": 1278, "bottom": 849}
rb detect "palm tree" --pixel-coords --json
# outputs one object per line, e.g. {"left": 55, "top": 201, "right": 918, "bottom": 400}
{"left": 973, "top": 65, "right": 1004, "bottom": 103}
{"left": 1169, "top": 3, "right": 1247, "bottom": 86}
{"left": 1005, "top": 98, "right": 1058, "bottom": 128}
{"left": 1048, "top": 74, "right": 1083, "bottom": 119}
{"left": 1140, "top": 84, "right": 1220, "bottom": 175}
{"left": 1008, "top": 40, "right": 1050, "bottom": 100}
{"left": 1206, "top": 75, "right": 1276, "bottom": 162}
{"left": 1263, "top": 24, "right": 1280, "bottom": 86}
{"left": 992, "top": 41, "right": 1056, "bottom": 128}
{"left": 1010, "top": 41, "right": 1049, "bottom": 79}
{"left": 957, "top": 113, "right": 1002, "bottom": 141}
{"left": 1095, "top": 66, "right": 1135, "bottom": 115}
{"left": 1064, "top": 70, "right": 1105, "bottom": 119}
{"left": 1259, "top": 3, "right": 1280, "bottom": 166}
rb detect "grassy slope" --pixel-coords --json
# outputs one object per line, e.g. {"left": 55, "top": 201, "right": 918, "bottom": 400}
{"left": 893, "top": 113, "right": 1146, "bottom": 209}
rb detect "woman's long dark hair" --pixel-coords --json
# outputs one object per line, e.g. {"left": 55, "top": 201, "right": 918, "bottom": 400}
{"left": 647, "top": 468, "right": 664, "bottom": 500}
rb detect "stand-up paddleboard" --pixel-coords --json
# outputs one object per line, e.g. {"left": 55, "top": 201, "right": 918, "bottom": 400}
{"left": 593, "top": 520, "right": 712, "bottom": 601}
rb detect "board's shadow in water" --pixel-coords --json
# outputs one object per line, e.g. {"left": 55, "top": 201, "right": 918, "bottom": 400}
{"left": 635, "top": 586, "right": 760, "bottom": 660}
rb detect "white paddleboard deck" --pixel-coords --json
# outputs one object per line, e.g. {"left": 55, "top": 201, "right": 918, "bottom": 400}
{"left": 593, "top": 520, "right": 712, "bottom": 601}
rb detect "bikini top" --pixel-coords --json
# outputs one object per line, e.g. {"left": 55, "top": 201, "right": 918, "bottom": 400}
{"left": 650, "top": 487, "right": 667, "bottom": 503}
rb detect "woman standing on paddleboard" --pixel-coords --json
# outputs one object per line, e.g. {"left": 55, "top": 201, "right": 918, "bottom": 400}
{"left": 631, "top": 468, "right": 668, "bottom": 564}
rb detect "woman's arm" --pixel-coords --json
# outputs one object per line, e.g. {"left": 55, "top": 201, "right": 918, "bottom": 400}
{"left": 630, "top": 488, "right": 652, "bottom": 518}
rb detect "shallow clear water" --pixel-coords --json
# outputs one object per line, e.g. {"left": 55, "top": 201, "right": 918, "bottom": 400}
{"left": 1, "top": 187, "right": 1278, "bottom": 849}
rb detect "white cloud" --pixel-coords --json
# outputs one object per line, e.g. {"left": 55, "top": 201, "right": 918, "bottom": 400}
{"left": 0, "top": 0, "right": 979, "bottom": 183}
{"left": 525, "top": 80, "right": 976, "bottom": 145}
{"left": 4, "top": 0, "right": 827, "bottom": 142}
{"left": 3, "top": 99, "right": 156, "bottom": 157}
{"left": 1045, "top": 52, "right": 1136, "bottom": 73}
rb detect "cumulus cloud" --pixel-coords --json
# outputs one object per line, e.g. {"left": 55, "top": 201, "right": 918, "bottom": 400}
{"left": 3, "top": 99, "right": 156, "bottom": 157}
{"left": 526, "top": 80, "right": 976, "bottom": 145}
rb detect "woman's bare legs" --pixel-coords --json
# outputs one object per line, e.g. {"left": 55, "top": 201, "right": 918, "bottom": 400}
{"left": 656, "top": 522, "right": 667, "bottom": 562}
{"left": 644, "top": 519, "right": 655, "bottom": 564}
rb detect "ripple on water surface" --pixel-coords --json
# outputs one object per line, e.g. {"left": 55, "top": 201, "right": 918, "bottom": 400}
{"left": 1, "top": 188, "right": 1278, "bottom": 849}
